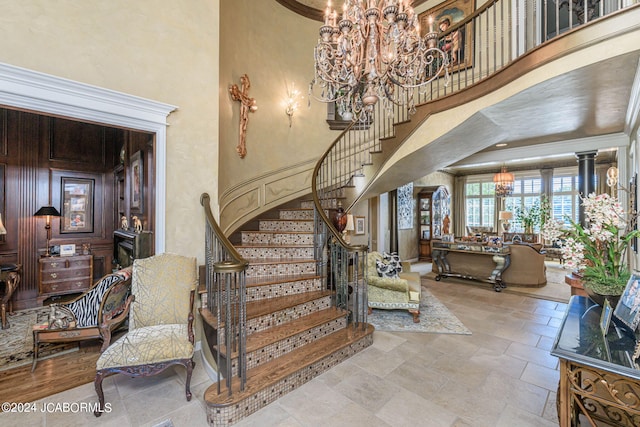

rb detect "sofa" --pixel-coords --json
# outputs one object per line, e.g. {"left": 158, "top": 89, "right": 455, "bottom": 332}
{"left": 501, "top": 243, "right": 547, "bottom": 287}
{"left": 367, "top": 251, "right": 422, "bottom": 322}
{"left": 431, "top": 242, "right": 547, "bottom": 288}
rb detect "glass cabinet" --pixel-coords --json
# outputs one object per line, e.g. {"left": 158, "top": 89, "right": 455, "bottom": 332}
{"left": 418, "top": 186, "right": 450, "bottom": 261}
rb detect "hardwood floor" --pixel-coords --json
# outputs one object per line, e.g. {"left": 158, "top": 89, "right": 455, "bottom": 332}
{"left": 0, "top": 340, "right": 101, "bottom": 406}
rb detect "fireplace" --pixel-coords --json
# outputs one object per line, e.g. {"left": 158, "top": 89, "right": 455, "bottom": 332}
{"left": 113, "top": 229, "right": 153, "bottom": 269}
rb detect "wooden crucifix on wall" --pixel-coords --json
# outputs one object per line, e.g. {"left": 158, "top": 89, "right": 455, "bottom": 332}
{"left": 229, "top": 74, "right": 257, "bottom": 158}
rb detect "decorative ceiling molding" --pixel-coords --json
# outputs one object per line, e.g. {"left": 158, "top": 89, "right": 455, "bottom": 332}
{"left": 274, "top": 0, "right": 324, "bottom": 21}
{"left": 275, "top": 0, "right": 428, "bottom": 22}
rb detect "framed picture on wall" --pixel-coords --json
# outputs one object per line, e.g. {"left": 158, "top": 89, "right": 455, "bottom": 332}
{"left": 355, "top": 216, "right": 366, "bottom": 235}
{"left": 61, "top": 177, "right": 94, "bottom": 233}
{"left": 418, "top": 0, "right": 475, "bottom": 72}
{"left": 130, "top": 150, "right": 144, "bottom": 214}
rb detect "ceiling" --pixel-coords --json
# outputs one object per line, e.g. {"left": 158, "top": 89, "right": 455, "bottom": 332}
{"left": 277, "top": 0, "right": 639, "bottom": 180}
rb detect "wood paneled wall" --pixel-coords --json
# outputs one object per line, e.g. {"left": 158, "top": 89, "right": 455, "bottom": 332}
{"left": 0, "top": 108, "right": 155, "bottom": 309}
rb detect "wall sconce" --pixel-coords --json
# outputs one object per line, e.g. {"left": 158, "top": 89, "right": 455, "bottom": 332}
{"left": 33, "top": 206, "right": 61, "bottom": 257}
{"left": 285, "top": 84, "right": 301, "bottom": 127}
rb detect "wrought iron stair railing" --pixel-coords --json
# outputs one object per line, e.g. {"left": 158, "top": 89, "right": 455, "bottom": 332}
{"left": 200, "top": 193, "right": 248, "bottom": 395}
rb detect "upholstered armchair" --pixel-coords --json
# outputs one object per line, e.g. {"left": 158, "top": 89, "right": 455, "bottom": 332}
{"left": 31, "top": 267, "right": 133, "bottom": 371}
{"left": 366, "top": 251, "right": 422, "bottom": 323}
{"left": 94, "top": 253, "right": 197, "bottom": 417}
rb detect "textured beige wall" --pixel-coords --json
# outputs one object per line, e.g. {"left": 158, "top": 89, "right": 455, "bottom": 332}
{"left": 0, "top": 0, "right": 220, "bottom": 262}
{"left": 218, "top": 0, "right": 337, "bottom": 199}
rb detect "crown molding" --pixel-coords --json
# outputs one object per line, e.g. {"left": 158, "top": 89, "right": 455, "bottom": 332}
{"left": 0, "top": 62, "right": 176, "bottom": 131}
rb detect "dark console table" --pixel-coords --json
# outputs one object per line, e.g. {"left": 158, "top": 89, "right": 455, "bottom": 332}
{"left": 431, "top": 242, "right": 510, "bottom": 292}
{"left": 552, "top": 296, "right": 640, "bottom": 426}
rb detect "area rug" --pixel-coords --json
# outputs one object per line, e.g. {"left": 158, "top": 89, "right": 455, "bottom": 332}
{"left": 367, "top": 287, "right": 471, "bottom": 335}
{"left": 0, "top": 307, "right": 78, "bottom": 372}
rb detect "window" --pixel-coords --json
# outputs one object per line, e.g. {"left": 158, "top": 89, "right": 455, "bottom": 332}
{"left": 465, "top": 180, "right": 495, "bottom": 227}
{"left": 504, "top": 175, "right": 542, "bottom": 232}
{"left": 551, "top": 172, "right": 579, "bottom": 227}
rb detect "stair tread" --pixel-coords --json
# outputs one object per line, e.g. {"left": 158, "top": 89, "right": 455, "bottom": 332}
{"left": 242, "top": 230, "right": 314, "bottom": 234}
{"left": 260, "top": 218, "right": 312, "bottom": 222}
{"left": 204, "top": 324, "right": 374, "bottom": 405}
{"left": 227, "top": 307, "right": 346, "bottom": 354}
{"left": 245, "top": 273, "right": 321, "bottom": 287}
{"left": 245, "top": 257, "right": 315, "bottom": 265}
{"left": 245, "top": 290, "right": 331, "bottom": 319}
{"left": 200, "top": 291, "right": 333, "bottom": 329}
{"left": 238, "top": 243, "right": 314, "bottom": 248}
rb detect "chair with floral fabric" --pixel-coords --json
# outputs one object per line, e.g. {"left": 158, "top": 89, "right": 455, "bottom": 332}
{"left": 366, "top": 251, "right": 422, "bottom": 322}
{"left": 94, "top": 253, "right": 197, "bottom": 417}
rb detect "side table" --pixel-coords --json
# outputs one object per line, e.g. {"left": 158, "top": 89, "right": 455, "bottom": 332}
{"left": 552, "top": 296, "right": 640, "bottom": 426}
{"left": 0, "top": 263, "right": 22, "bottom": 329}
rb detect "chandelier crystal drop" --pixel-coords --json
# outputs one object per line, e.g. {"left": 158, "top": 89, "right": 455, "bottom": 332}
{"left": 309, "top": 0, "right": 450, "bottom": 122}
{"left": 493, "top": 166, "right": 515, "bottom": 198}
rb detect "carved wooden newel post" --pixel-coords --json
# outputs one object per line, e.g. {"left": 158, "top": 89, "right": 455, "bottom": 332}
{"left": 229, "top": 74, "right": 257, "bottom": 158}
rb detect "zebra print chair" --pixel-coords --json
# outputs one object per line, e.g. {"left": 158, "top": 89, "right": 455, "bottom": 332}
{"left": 32, "top": 267, "right": 133, "bottom": 371}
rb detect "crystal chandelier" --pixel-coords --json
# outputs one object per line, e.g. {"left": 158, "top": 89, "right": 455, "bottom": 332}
{"left": 493, "top": 166, "right": 515, "bottom": 198}
{"left": 309, "top": 0, "right": 450, "bottom": 121}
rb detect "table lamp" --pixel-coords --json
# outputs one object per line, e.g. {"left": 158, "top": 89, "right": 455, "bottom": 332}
{"left": 34, "top": 206, "right": 61, "bottom": 257}
{"left": 499, "top": 210, "right": 513, "bottom": 232}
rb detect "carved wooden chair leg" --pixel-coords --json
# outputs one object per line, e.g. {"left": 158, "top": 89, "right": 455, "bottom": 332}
{"left": 94, "top": 371, "right": 106, "bottom": 417}
{"left": 185, "top": 359, "right": 194, "bottom": 401}
{"left": 410, "top": 310, "right": 420, "bottom": 323}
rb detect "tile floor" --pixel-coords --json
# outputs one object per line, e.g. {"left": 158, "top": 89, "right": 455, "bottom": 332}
{"left": 0, "top": 277, "right": 565, "bottom": 427}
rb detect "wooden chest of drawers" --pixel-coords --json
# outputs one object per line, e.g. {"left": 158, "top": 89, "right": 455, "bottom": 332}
{"left": 38, "top": 255, "right": 93, "bottom": 304}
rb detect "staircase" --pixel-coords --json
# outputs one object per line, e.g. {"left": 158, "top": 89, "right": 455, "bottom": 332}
{"left": 202, "top": 198, "right": 373, "bottom": 426}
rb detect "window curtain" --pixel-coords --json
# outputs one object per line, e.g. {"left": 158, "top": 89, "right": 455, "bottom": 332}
{"left": 454, "top": 175, "right": 466, "bottom": 236}
{"left": 540, "top": 167, "right": 553, "bottom": 202}
{"left": 595, "top": 164, "right": 610, "bottom": 196}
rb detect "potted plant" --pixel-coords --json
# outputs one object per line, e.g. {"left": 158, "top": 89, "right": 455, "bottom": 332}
{"left": 514, "top": 201, "right": 541, "bottom": 233}
{"left": 545, "top": 193, "right": 640, "bottom": 305}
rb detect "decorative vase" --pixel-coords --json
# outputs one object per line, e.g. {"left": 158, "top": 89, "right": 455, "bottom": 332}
{"left": 332, "top": 202, "right": 347, "bottom": 232}
{"left": 525, "top": 224, "right": 533, "bottom": 234}
{"left": 583, "top": 283, "right": 622, "bottom": 308}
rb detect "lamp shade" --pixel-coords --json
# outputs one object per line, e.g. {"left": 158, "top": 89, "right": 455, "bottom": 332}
{"left": 493, "top": 166, "right": 515, "bottom": 198}
{"left": 0, "top": 213, "right": 6, "bottom": 235}
{"left": 345, "top": 214, "right": 355, "bottom": 232}
{"left": 499, "top": 211, "right": 513, "bottom": 221}
{"left": 33, "top": 206, "right": 61, "bottom": 217}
